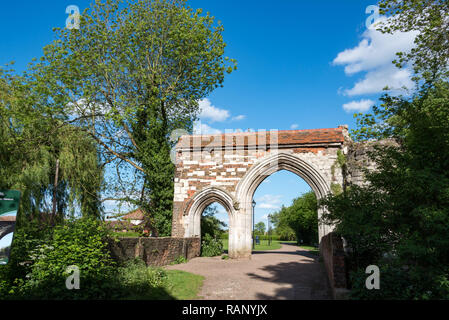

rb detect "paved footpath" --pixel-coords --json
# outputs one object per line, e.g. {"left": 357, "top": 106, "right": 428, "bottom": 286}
{"left": 165, "top": 243, "right": 332, "bottom": 300}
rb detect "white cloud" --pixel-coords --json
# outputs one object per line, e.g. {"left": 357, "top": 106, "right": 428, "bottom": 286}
{"left": 198, "top": 98, "right": 230, "bottom": 122}
{"left": 256, "top": 194, "right": 282, "bottom": 210}
{"left": 193, "top": 121, "right": 221, "bottom": 135}
{"left": 290, "top": 124, "right": 299, "bottom": 129}
{"left": 258, "top": 203, "right": 279, "bottom": 209}
{"left": 342, "top": 99, "right": 374, "bottom": 113}
{"left": 232, "top": 115, "right": 246, "bottom": 121}
{"left": 333, "top": 17, "right": 418, "bottom": 96}
{"left": 345, "top": 66, "right": 414, "bottom": 96}
{"left": 198, "top": 98, "right": 246, "bottom": 124}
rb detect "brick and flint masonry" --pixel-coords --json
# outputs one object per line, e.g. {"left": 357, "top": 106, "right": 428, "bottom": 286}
{"left": 182, "top": 304, "right": 268, "bottom": 317}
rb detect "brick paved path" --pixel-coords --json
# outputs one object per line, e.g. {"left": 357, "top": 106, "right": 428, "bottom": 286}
{"left": 166, "top": 242, "right": 332, "bottom": 300}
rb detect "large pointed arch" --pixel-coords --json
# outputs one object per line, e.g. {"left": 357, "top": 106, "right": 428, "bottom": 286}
{"left": 235, "top": 152, "right": 333, "bottom": 243}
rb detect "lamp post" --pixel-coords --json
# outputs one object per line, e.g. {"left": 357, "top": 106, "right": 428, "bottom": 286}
{"left": 252, "top": 199, "right": 256, "bottom": 250}
{"left": 267, "top": 214, "right": 271, "bottom": 246}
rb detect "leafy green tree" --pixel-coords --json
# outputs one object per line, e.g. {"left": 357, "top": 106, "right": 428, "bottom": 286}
{"left": 254, "top": 221, "right": 266, "bottom": 235}
{"left": 323, "top": 82, "right": 449, "bottom": 299}
{"left": 272, "top": 192, "right": 317, "bottom": 245}
{"left": 321, "top": 2, "right": 449, "bottom": 297}
{"left": 29, "top": 0, "right": 236, "bottom": 235}
{"left": 270, "top": 210, "right": 296, "bottom": 241}
{"left": 378, "top": 0, "right": 449, "bottom": 84}
{"left": 201, "top": 205, "right": 226, "bottom": 239}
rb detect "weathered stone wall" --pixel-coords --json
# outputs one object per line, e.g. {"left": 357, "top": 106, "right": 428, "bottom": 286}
{"left": 320, "top": 232, "right": 349, "bottom": 299}
{"left": 108, "top": 237, "right": 200, "bottom": 267}
{"left": 345, "top": 139, "right": 397, "bottom": 187}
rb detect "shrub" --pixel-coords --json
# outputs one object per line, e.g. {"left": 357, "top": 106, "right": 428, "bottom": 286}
{"left": 170, "top": 256, "right": 188, "bottom": 265}
{"left": 10, "top": 217, "right": 118, "bottom": 299}
{"left": 201, "top": 234, "right": 223, "bottom": 257}
{"left": 117, "top": 258, "right": 169, "bottom": 299}
{"left": 348, "top": 263, "right": 412, "bottom": 300}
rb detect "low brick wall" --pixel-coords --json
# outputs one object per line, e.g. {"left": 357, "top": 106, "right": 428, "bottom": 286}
{"left": 320, "top": 232, "right": 349, "bottom": 299}
{"left": 108, "top": 237, "right": 201, "bottom": 266}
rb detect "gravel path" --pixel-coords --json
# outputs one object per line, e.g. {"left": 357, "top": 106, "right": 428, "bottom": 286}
{"left": 165, "top": 242, "right": 332, "bottom": 300}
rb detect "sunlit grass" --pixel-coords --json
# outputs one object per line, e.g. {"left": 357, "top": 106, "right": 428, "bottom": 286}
{"left": 165, "top": 270, "right": 204, "bottom": 300}
{"left": 221, "top": 239, "right": 296, "bottom": 251}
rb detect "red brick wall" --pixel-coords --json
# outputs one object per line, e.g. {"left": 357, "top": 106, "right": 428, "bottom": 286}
{"left": 108, "top": 237, "right": 201, "bottom": 266}
{"left": 320, "top": 232, "right": 348, "bottom": 297}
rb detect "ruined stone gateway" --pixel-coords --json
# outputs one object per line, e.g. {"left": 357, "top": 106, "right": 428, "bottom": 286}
{"left": 171, "top": 126, "right": 352, "bottom": 259}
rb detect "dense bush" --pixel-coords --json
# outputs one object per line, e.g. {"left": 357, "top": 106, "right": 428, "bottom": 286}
{"left": 0, "top": 218, "right": 177, "bottom": 300}
{"left": 7, "top": 217, "right": 118, "bottom": 299}
{"left": 322, "top": 83, "right": 449, "bottom": 299}
{"left": 201, "top": 234, "right": 223, "bottom": 257}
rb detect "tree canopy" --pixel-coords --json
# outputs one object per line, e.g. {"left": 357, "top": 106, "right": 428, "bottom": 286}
{"left": 25, "top": 0, "right": 236, "bottom": 234}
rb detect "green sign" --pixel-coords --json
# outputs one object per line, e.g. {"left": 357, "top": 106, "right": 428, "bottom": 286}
{"left": 0, "top": 190, "right": 20, "bottom": 216}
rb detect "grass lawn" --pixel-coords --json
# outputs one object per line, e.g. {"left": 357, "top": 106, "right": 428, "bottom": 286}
{"left": 221, "top": 239, "right": 296, "bottom": 251}
{"left": 164, "top": 270, "right": 204, "bottom": 300}
{"left": 299, "top": 245, "right": 320, "bottom": 255}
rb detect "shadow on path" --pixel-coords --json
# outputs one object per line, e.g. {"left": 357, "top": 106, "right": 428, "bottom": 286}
{"left": 252, "top": 249, "right": 318, "bottom": 259}
{"left": 246, "top": 259, "right": 332, "bottom": 300}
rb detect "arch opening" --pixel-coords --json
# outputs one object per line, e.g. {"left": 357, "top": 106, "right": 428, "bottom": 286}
{"left": 183, "top": 187, "right": 235, "bottom": 240}
{"left": 235, "top": 152, "right": 334, "bottom": 257}
{"left": 252, "top": 169, "right": 319, "bottom": 252}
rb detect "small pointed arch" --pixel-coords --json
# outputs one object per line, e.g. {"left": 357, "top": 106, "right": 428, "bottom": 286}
{"left": 183, "top": 187, "right": 235, "bottom": 237}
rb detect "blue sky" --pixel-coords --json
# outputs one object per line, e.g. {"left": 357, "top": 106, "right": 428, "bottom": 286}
{"left": 0, "top": 1, "right": 417, "bottom": 229}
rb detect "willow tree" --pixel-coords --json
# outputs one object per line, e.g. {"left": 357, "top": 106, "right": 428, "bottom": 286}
{"left": 31, "top": 0, "right": 236, "bottom": 235}
{"left": 0, "top": 68, "right": 103, "bottom": 222}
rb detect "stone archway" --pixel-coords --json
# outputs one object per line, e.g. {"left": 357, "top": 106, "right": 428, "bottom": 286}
{"left": 181, "top": 187, "right": 235, "bottom": 243}
{"left": 172, "top": 126, "right": 348, "bottom": 258}
{"left": 235, "top": 152, "right": 333, "bottom": 257}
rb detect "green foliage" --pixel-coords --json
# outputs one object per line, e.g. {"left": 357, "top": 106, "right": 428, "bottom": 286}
{"left": 0, "top": 218, "right": 203, "bottom": 300}
{"left": 322, "top": 82, "right": 449, "bottom": 299}
{"left": 0, "top": 68, "right": 103, "bottom": 220}
{"left": 201, "top": 234, "right": 223, "bottom": 257}
{"left": 254, "top": 221, "right": 266, "bottom": 235}
{"left": 271, "top": 192, "right": 318, "bottom": 245}
{"left": 201, "top": 205, "right": 226, "bottom": 239}
{"left": 378, "top": 0, "right": 449, "bottom": 83}
{"left": 8, "top": 217, "right": 117, "bottom": 299}
{"left": 200, "top": 205, "right": 226, "bottom": 256}
{"left": 28, "top": 0, "right": 236, "bottom": 236}
{"left": 117, "top": 258, "right": 169, "bottom": 299}
{"left": 170, "top": 255, "right": 188, "bottom": 265}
